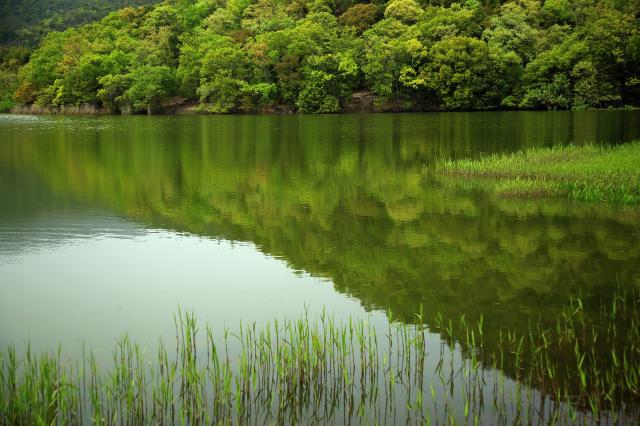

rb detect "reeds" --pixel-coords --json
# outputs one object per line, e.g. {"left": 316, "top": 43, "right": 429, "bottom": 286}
{"left": 1, "top": 292, "right": 639, "bottom": 425}
{"left": 433, "top": 142, "right": 640, "bottom": 204}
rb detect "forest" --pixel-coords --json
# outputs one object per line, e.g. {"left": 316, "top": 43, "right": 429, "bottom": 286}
{"left": 1, "top": 0, "right": 639, "bottom": 113}
{"left": 0, "top": 0, "right": 158, "bottom": 111}
{"left": 0, "top": 0, "right": 155, "bottom": 46}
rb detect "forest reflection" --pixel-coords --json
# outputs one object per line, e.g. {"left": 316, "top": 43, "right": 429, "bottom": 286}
{"left": 1, "top": 112, "right": 639, "bottom": 351}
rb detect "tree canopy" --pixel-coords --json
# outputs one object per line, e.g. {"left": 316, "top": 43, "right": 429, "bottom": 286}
{"left": 2, "top": 0, "right": 640, "bottom": 113}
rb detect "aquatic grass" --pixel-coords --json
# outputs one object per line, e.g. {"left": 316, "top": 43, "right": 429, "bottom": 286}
{"left": 1, "top": 291, "right": 639, "bottom": 424}
{"left": 433, "top": 141, "right": 640, "bottom": 204}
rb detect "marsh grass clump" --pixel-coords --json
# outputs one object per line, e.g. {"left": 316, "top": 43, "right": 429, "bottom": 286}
{"left": 1, "top": 293, "right": 639, "bottom": 424}
{"left": 434, "top": 142, "right": 640, "bottom": 204}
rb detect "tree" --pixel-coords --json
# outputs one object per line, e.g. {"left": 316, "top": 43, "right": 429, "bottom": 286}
{"left": 416, "top": 2, "right": 481, "bottom": 44}
{"left": 297, "top": 52, "right": 358, "bottom": 113}
{"left": 339, "top": 4, "right": 378, "bottom": 34}
{"left": 362, "top": 18, "right": 422, "bottom": 102}
{"left": 97, "top": 73, "right": 132, "bottom": 112}
{"left": 571, "top": 60, "right": 620, "bottom": 108}
{"left": 420, "top": 36, "right": 519, "bottom": 109}
{"left": 482, "top": 1, "right": 540, "bottom": 65}
{"left": 124, "top": 65, "right": 177, "bottom": 113}
{"left": 196, "top": 41, "right": 250, "bottom": 112}
{"left": 520, "top": 35, "right": 587, "bottom": 108}
{"left": 297, "top": 70, "right": 340, "bottom": 112}
{"left": 541, "top": 0, "right": 573, "bottom": 26}
{"left": 53, "top": 53, "right": 106, "bottom": 106}
{"left": 14, "top": 31, "right": 67, "bottom": 104}
{"left": 8, "top": 0, "right": 640, "bottom": 113}
{"left": 520, "top": 73, "right": 572, "bottom": 109}
{"left": 384, "top": 0, "right": 423, "bottom": 24}
{"left": 0, "top": 46, "right": 30, "bottom": 111}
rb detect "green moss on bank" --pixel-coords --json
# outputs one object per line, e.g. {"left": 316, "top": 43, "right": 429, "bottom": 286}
{"left": 434, "top": 142, "right": 640, "bottom": 204}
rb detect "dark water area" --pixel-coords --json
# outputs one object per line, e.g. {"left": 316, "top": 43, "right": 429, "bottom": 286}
{"left": 1, "top": 111, "right": 639, "bottom": 423}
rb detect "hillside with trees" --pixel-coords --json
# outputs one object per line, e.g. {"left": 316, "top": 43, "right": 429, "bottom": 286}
{"left": 3, "top": 0, "right": 640, "bottom": 113}
{"left": 0, "top": 0, "right": 159, "bottom": 111}
{"left": 0, "top": 0, "right": 156, "bottom": 46}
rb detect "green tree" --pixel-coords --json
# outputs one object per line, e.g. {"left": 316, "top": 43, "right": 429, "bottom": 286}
{"left": 0, "top": 46, "right": 30, "bottom": 111}
{"left": 339, "top": 3, "right": 378, "bottom": 34}
{"left": 384, "top": 0, "right": 423, "bottom": 24}
{"left": 97, "top": 73, "right": 132, "bottom": 112}
{"left": 482, "top": 1, "right": 540, "bottom": 65}
{"left": 8, "top": 0, "right": 640, "bottom": 113}
{"left": 124, "top": 65, "right": 177, "bottom": 113}
{"left": 197, "top": 41, "right": 249, "bottom": 112}
{"left": 520, "top": 35, "right": 586, "bottom": 109}
{"left": 571, "top": 60, "right": 619, "bottom": 108}
{"left": 297, "top": 52, "right": 358, "bottom": 113}
{"left": 14, "top": 31, "right": 67, "bottom": 104}
{"left": 416, "top": 2, "right": 481, "bottom": 44}
{"left": 53, "top": 53, "right": 106, "bottom": 106}
{"left": 362, "top": 18, "right": 422, "bottom": 102}
{"left": 541, "top": 0, "right": 573, "bottom": 26}
{"left": 420, "top": 36, "right": 519, "bottom": 109}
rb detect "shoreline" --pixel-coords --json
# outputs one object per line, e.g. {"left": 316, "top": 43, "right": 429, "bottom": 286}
{"left": 6, "top": 105, "right": 639, "bottom": 116}
{"left": 7, "top": 93, "right": 639, "bottom": 116}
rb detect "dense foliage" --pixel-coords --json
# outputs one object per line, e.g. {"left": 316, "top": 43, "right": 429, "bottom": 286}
{"left": 0, "top": 46, "right": 30, "bottom": 111}
{"left": 5, "top": 0, "right": 640, "bottom": 113}
{"left": 0, "top": 1, "right": 159, "bottom": 112}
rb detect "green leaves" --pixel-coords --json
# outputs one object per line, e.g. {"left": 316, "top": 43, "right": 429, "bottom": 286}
{"left": 195, "top": 38, "right": 250, "bottom": 112}
{"left": 420, "top": 36, "right": 517, "bottom": 110}
{"left": 7, "top": 0, "right": 640, "bottom": 113}
{"left": 297, "top": 70, "right": 340, "bottom": 113}
{"left": 384, "top": 0, "right": 423, "bottom": 24}
{"left": 124, "top": 65, "right": 177, "bottom": 113}
{"left": 338, "top": 4, "right": 378, "bottom": 34}
{"left": 97, "top": 73, "right": 132, "bottom": 112}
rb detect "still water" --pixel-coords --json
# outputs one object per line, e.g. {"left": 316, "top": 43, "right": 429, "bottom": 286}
{"left": 1, "top": 111, "right": 639, "bottom": 422}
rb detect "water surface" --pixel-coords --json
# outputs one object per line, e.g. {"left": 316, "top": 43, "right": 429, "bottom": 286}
{"left": 1, "top": 111, "right": 639, "bottom": 421}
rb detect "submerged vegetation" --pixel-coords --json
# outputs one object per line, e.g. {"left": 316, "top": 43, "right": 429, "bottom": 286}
{"left": 1, "top": 291, "right": 639, "bottom": 424}
{"left": 1, "top": 0, "right": 639, "bottom": 113}
{"left": 434, "top": 141, "right": 640, "bottom": 204}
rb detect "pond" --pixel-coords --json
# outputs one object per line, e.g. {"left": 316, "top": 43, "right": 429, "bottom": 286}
{"left": 1, "top": 111, "right": 639, "bottom": 423}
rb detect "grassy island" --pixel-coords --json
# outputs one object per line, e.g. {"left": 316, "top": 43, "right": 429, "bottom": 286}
{"left": 435, "top": 142, "right": 640, "bottom": 204}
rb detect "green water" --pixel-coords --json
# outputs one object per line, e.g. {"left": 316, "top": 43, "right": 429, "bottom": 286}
{"left": 1, "top": 111, "right": 639, "bottom": 422}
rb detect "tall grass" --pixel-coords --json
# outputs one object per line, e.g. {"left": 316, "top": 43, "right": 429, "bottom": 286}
{"left": 434, "top": 142, "right": 640, "bottom": 204}
{"left": 1, "top": 292, "right": 639, "bottom": 424}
